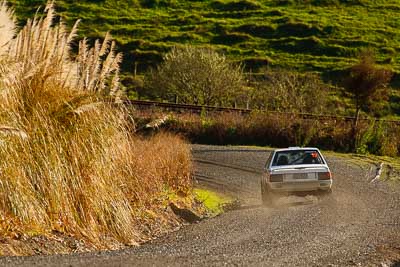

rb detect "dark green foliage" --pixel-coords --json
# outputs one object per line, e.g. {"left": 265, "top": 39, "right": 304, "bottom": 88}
{"left": 7, "top": 0, "right": 45, "bottom": 26}
{"left": 212, "top": 32, "right": 251, "bottom": 45}
{"left": 210, "top": 0, "right": 262, "bottom": 11}
{"left": 391, "top": 73, "right": 400, "bottom": 88}
{"left": 235, "top": 24, "right": 275, "bottom": 38}
{"left": 284, "top": 37, "right": 351, "bottom": 57}
{"left": 241, "top": 57, "right": 272, "bottom": 70}
{"left": 275, "top": 0, "right": 363, "bottom": 6}
{"left": 203, "top": 9, "right": 263, "bottom": 19}
{"left": 139, "top": 0, "right": 178, "bottom": 8}
{"left": 126, "top": 50, "right": 164, "bottom": 72}
{"left": 265, "top": 10, "right": 284, "bottom": 16}
{"left": 390, "top": 93, "right": 400, "bottom": 115}
{"left": 311, "top": 0, "right": 363, "bottom": 6}
{"left": 276, "top": 22, "right": 323, "bottom": 38}
{"left": 161, "top": 33, "right": 199, "bottom": 43}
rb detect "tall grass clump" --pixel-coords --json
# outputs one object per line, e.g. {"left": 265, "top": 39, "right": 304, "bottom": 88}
{"left": 0, "top": 1, "right": 191, "bottom": 248}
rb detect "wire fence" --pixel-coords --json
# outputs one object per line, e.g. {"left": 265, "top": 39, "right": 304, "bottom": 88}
{"left": 126, "top": 100, "right": 400, "bottom": 125}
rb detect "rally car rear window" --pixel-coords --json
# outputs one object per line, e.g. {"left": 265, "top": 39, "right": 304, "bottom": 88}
{"left": 272, "top": 150, "right": 324, "bottom": 166}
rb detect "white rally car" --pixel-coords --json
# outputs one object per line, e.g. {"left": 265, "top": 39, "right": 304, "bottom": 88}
{"left": 261, "top": 147, "right": 332, "bottom": 205}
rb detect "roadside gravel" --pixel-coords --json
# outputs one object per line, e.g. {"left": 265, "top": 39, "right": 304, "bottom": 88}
{"left": 1, "top": 145, "right": 399, "bottom": 266}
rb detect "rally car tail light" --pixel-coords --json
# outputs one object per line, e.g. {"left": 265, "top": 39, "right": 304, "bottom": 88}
{"left": 318, "top": 172, "right": 332, "bottom": 180}
{"left": 269, "top": 174, "right": 283, "bottom": 182}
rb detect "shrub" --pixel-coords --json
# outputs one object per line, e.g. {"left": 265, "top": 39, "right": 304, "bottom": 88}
{"left": 0, "top": 1, "right": 192, "bottom": 248}
{"left": 138, "top": 110, "right": 400, "bottom": 157}
{"left": 344, "top": 50, "right": 393, "bottom": 150}
{"left": 241, "top": 57, "right": 272, "bottom": 71}
{"left": 247, "top": 70, "right": 330, "bottom": 114}
{"left": 344, "top": 50, "right": 393, "bottom": 118}
{"left": 355, "top": 120, "right": 400, "bottom": 157}
{"left": 146, "top": 45, "right": 245, "bottom": 106}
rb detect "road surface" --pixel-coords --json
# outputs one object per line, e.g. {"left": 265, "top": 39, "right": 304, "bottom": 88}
{"left": 2, "top": 145, "right": 400, "bottom": 266}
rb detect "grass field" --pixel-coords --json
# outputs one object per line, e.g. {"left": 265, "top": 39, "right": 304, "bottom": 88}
{"left": 8, "top": 0, "right": 400, "bottom": 79}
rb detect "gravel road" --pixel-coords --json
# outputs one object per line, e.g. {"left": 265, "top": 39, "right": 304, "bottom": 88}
{"left": 2, "top": 145, "right": 400, "bottom": 266}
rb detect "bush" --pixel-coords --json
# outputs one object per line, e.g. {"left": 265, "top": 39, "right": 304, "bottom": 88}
{"left": 241, "top": 57, "right": 272, "bottom": 71}
{"left": 344, "top": 50, "right": 393, "bottom": 117}
{"left": 246, "top": 70, "right": 330, "bottom": 114}
{"left": 146, "top": 45, "right": 245, "bottom": 106}
{"left": 0, "top": 1, "right": 192, "bottom": 248}
{"left": 133, "top": 107, "right": 400, "bottom": 157}
{"left": 137, "top": 111, "right": 399, "bottom": 157}
{"left": 356, "top": 120, "right": 400, "bottom": 157}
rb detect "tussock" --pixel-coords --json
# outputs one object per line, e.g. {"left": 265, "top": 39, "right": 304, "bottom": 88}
{"left": 0, "top": 1, "right": 192, "bottom": 249}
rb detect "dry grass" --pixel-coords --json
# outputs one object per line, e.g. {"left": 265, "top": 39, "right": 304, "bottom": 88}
{"left": 134, "top": 110, "right": 400, "bottom": 157}
{"left": 0, "top": 1, "right": 192, "bottom": 249}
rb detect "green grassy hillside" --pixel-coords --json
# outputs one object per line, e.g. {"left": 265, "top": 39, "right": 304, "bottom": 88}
{"left": 7, "top": 0, "right": 400, "bottom": 116}
{"left": 9, "top": 0, "right": 400, "bottom": 77}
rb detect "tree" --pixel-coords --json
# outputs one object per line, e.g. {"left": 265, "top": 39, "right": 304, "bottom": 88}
{"left": 344, "top": 50, "right": 392, "bottom": 150}
{"left": 345, "top": 51, "right": 392, "bottom": 120}
{"left": 146, "top": 45, "right": 244, "bottom": 106}
{"left": 246, "top": 69, "right": 329, "bottom": 114}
